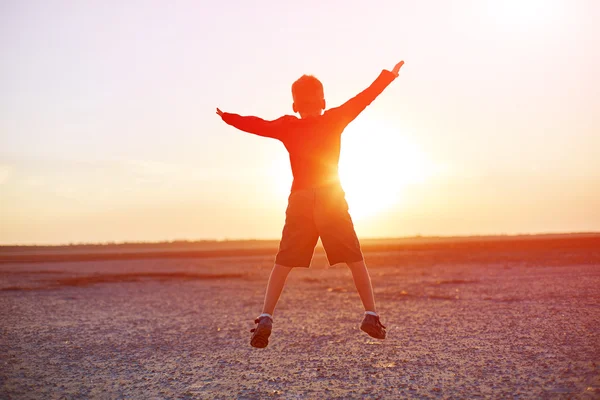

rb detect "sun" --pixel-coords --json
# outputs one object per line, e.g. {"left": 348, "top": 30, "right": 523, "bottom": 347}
{"left": 269, "top": 117, "right": 433, "bottom": 220}
{"left": 339, "top": 118, "right": 432, "bottom": 220}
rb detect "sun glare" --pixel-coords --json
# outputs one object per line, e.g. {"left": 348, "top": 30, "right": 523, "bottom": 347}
{"left": 339, "top": 118, "right": 432, "bottom": 220}
{"left": 270, "top": 118, "right": 434, "bottom": 220}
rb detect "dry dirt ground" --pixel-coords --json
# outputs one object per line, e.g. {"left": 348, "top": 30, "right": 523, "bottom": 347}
{"left": 1, "top": 237, "right": 599, "bottom": 399}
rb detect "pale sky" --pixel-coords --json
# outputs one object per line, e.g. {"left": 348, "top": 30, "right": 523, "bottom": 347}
{"left": 1, "top": 0, "right": 599, "bottom": 244}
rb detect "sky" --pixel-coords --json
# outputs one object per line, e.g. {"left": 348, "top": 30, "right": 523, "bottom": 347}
{"left": 1, "top": 0, "right": 599, "bottom": 245}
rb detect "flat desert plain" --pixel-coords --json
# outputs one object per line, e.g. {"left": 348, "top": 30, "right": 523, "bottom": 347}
{"left": 1, "top": 235, "right": 599, "bottom": 399}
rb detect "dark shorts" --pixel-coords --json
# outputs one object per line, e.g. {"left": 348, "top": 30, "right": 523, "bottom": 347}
{"left": 275, "top": 184, "right": 364, "bottom": 268}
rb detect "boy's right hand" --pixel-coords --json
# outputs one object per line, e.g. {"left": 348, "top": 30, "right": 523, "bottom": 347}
{"left": 391, "top": 61, "right": 405, "bottom": 77}
{"left": 216, "top": 108, "right": 224, "bottom": 117}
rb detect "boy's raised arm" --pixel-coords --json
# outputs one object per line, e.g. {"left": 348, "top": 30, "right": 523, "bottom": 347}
{"left": 216, "top": 108, "right": 290, "bottom": 140}
{"left": 332, "top": 60, "right": 404, "bottom": 127}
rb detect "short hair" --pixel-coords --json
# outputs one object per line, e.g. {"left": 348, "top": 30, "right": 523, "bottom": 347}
{"left": 292, "top": 75, "right": 324, "bottom": 111}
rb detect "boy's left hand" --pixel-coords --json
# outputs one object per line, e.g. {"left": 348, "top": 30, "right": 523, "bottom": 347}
{"left": 216, "top": 108, "right": 224, "bottom": 117}
{"left": 391, "top": 61, "right": 405, "bottom": 77}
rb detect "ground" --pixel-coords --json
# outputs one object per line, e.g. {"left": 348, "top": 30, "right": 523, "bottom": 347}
{"left": 1, "top": 235, "right": 599, "bottom": 399}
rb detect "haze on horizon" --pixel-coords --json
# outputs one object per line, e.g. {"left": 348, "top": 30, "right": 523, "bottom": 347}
{"left": 1, "top": 0, "right": 599, "bottom": 245}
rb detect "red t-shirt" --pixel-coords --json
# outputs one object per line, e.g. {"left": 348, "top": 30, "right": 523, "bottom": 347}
{"left": 222, "top": 70, "right": 396, "bottom": 192}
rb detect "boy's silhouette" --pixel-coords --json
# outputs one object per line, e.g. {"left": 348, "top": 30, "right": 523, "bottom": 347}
{"left": 217, "top": 60, "right": 405, "bottom": 348}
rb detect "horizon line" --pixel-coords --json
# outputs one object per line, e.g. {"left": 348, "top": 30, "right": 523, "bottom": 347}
{"left": 2, "top": 231, "right": 599, "bottom": 248}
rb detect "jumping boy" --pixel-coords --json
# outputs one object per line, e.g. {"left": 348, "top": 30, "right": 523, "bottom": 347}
{"left": 216, "top": 60, "right": 405, "bottom": 348}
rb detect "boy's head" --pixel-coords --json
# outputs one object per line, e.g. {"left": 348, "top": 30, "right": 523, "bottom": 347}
{"left": 292, "top": 75, "right": 325, "bottom": 117}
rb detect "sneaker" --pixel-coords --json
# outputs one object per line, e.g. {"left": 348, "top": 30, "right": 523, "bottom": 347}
{"left": 250, "top": 315, "right": 273, "bottom": 348}
{"left": 360, "top": 314, "right": 386, "bottom": 339}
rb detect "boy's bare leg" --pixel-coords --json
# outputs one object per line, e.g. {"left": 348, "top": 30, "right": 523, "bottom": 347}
{"left": 347, "top": 260, "right": 377, "bottom": 313}
{"left": 261, "top": 264, "right": 294, "bottom": 315}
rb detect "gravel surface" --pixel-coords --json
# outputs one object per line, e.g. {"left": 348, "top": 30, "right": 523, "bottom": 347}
{"left": 1, "top": 247, "right": 599, "bottom": 399}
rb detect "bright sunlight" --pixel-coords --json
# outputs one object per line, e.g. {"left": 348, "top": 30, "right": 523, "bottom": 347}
{"left": 339, "top": 118, "right": 433, "bottom": 220}
{"left": 270, "top": 118, "right": 435, "bottom": 220}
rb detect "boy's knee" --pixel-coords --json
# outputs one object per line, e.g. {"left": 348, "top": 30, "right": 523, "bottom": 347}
{"left": 347, "top": 260, "right": 367, "bottom": 270}
{"left": 273, "top": 264, "right": 294, "bottom": 273}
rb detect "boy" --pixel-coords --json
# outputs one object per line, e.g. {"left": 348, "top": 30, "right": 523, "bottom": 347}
{"left": 216, "top": 60, "right": 405, "bottom": 348}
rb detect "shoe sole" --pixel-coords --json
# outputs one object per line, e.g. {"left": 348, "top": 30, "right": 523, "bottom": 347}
{"left": 250, "top": 325, "right": 271, "bottom": 348}
{"left": 361, "top": 323, "right": 386, "bottom": 340}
